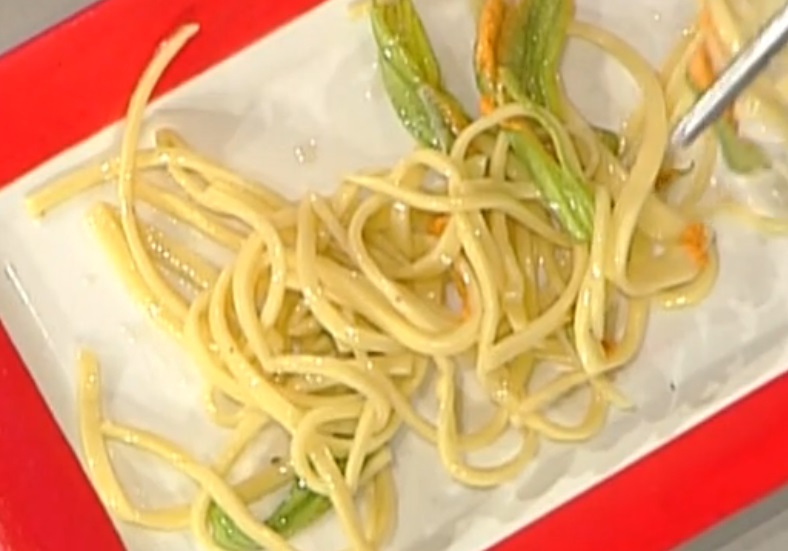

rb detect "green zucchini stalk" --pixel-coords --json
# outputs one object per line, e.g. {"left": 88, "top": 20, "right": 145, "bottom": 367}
{"left": 715, "top": 117, "right": 771, "bottom": 174}
{"left": 481, "top": 0, "right": 572, "bottom": 116}
{"left": 497, "top": 0, "right": 531, "bottom": 97}
{"left": 208, "top": 503, "right": 258, "bottom": 551}
{"left": 207, "top": 477, "right": 333, "bottom": 550}
{"left": 263, "top": 481, "right": 333, "bottom": 539}
{"left": 372, "top": 0, "right": 594, "bottom": 240}
{"left": 370, "top": 0, "right": 470, "bottom": 151}
{"left": 475, "top": 0, "right": 594, "bottom": 241}
{"left": 501, "top": 72, "right": 594, "bottom": 240}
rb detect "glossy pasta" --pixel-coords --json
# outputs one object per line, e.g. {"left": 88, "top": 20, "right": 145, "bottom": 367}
{"left": 25, "top": 3, "right": 736, "bottom": 551}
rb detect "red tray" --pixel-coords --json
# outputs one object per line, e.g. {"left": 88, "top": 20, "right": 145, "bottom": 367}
{"left": 1, "top": 1, "right": 787, "bottom": 550}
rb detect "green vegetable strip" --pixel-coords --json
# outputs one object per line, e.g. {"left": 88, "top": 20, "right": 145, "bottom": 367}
{"left": 593, "top": 127, "right": 621, "bottom": 156}
{"left": 715, "top": 120, "right": 771, "bottom": 174}
{"left": 500, "top": 69, "right": 586, "bottom": 175}
{"left": 208, "top": 503, "right": 258, "bottom": 551}
{"left": 502, "top": 77, "right": 594, "bottom": 239}
{"left": 374, "top": 0, "right": 593, "bottom": 240}
{"left": 264, "top": 482, "right": 333, "bottom": 539}
{"left": 497, "top": 0, "right": 531, "bottom": 92}
{"left": 377, "top": 58, "right": 453, "bottom": 150}
{"left": 370, "top": 0, "right": 469, "bottom": 152}
{"left": 207, "top": 478, "right": 332, "bottom": 550}
{"left": 208, "top": 455, "right": 355, "bottom": 550}
{"left": 508, "top": 129, "right": 592, "bottom": 239}
{"left": 520, "top": 0, "right": 573, "bottom": 115}
{"left": 494, "top": 9, "right": 595, "bottom": 241}
{"left": 370, "top": 0, "right": 440, "bottom": 88}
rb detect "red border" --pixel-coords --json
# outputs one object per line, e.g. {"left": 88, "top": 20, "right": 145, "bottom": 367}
{"left": 1, "top": 1, "right": 787, "bottom": 550}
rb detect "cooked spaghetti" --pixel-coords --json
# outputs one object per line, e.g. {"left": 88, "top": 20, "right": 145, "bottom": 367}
{"left": 25, "top": 0, "right": 769, "bottom": 549}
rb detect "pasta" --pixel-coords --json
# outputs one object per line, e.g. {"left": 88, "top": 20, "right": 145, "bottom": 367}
{"left": 24, "top": 1, "right": 774, "bottom": 549}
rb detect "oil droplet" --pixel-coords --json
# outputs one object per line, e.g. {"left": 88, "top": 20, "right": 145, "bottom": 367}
{"left": 510, "top": 412, "right": 526, "bottom": 428}
{"left": 363, "top": 60, "right": 380, "bottom": 101}
{"left": 122, "top": 431, "right": 140, "bottom": 445}
{"left": 493, "top": 386, "right": 511, "bottom": 405}
{"left": 147, "top": 302, "right": 162, "bottom": 318}
{"left": 106, "top": 496, "right": 120, "bottom": 512}
{"left": 344, "top": 326, "right": 360, "bottom": 344}
{"left": 99, "top": 160, "right": 113, "bottom": 177}
{"left": 503, "top": 290, "right": 522, "bottom": 303}
{"left": 305, "top": 373, "right": 325, "bottom": 387}
{"left": 293, "top": 138, "right": 318, "bottom": 165}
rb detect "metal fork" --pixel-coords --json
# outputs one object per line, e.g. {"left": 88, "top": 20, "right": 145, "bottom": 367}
{"left": 671, "top": 1, "right": 788, "bottom": 149}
